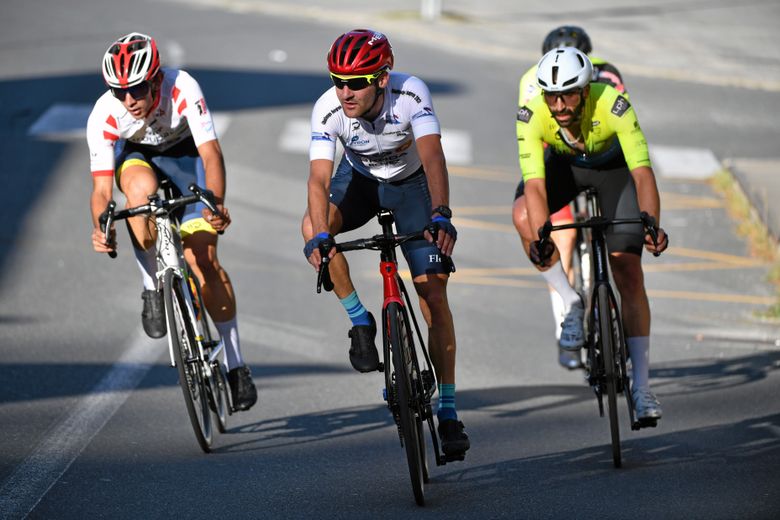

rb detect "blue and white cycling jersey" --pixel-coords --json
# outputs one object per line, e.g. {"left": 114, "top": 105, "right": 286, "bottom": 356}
{"left": 309, "top": 72, "right": 441, "bottom": 182}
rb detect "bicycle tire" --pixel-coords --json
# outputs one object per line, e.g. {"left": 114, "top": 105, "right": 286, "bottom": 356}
{"left": 211, "top": 361, "right": 229, "bottom": 434}
{"left": 388, "top": 302, "right": 425, "bottom": 506}
{"left": 597, "top": 284, "right": 621, "bottom": 468}
{"left": 164, "top": 269, "right": 213, "bottom": 452}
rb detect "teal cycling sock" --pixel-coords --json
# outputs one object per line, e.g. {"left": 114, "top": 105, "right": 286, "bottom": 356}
{"left": 340, "top": 291, "right": 370, "bottom": 326}
{"left": 437, "top": 383, "right": 458, "bottom": 421}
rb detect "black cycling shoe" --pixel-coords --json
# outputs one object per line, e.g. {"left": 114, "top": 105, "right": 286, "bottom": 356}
{"left": 348, "top": 313, "right": 380, "bottom": 373}
{"left": 438, "top": 418, "right": 470, "bottom": 459}
{"left": 228, "top": 366, "right": 258, "bottom": 412}
{"left": 141, "top": 289, "right": 166, "bottom": 339}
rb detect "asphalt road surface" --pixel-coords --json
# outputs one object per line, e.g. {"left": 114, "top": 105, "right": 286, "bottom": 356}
{"left": 1, "top": 1, "right": 778, "bottom": 518}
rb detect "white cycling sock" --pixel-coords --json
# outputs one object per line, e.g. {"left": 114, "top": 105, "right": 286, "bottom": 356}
{"left": 627, "top": 336, "right": 650, "bottom": 390}
{"left": 133, "top": 246, "right": 158, "bottom": 291}
{"left": 549, "top": 290, "right": 565, "bottom": 340}
{"left": 541, "top": 262, "right": 580, "bottom": 310}
{"left": 214, "top": 316, "right": 243, "bottom": 371}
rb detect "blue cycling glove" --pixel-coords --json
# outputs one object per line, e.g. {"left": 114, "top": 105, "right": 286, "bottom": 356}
{"left": 431, "top": 216, "right": 457, "bottom": 242}
{"left": 304, "top": 232, "right": 334, "bottom": 260}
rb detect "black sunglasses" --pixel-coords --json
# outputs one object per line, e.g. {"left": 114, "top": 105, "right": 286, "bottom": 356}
{"left": 111, "top": 81, "right": 150, "bottom": 100}
{"left": 330, "top": 71, "right": 385, "bottom": 91}
{"left": 543, "top": 88, "right": 583, "bottom": 104}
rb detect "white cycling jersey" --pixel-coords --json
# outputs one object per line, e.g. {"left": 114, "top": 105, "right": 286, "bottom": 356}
{"left": 86, "top": 67, "right": 218, "bottom": 177}
{"left": 309, "top": 72, "right": 441, "bottom": 182}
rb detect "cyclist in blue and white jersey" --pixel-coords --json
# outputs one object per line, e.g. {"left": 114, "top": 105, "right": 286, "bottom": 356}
{"left": 302, "top": 29, "right": 469, "bottom": 459}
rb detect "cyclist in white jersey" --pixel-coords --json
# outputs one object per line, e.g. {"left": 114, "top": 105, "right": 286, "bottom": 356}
{"left": 87, "top": 32, "right": 256, "bottom": 411}
{"left": 302, "top": 29, "right": 469, "bottom": 459}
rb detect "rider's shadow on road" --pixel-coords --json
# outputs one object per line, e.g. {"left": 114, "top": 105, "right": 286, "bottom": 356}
{"left": 213, "top": 349, "right": 780, "bottom": 457}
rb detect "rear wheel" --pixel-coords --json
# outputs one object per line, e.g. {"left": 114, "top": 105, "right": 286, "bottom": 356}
{"left": 597, "top": 284, "right": 621, "bottom": 468}
{"left": 388, "top": 303, "right": 425, "bottom": 506}
{"left": 164, "top": 270, "right": 212, "bottom": 452}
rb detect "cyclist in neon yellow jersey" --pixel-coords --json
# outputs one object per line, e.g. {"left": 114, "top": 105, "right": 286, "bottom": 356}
{"left": 514, "top": 47, "right": 669, "bottom": 422}
{"left": 514, "top": 26, "right": 627, "bottom": 370}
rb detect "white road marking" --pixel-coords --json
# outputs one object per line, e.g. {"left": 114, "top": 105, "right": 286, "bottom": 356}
{"left": 0, "top": 330, "right": 160, "bottom": 519}
{"left": 27, "top": 103, "right": 231, "bottom": 141}
{"left": 651, "top": 145, "right": 722, "bottom": 180}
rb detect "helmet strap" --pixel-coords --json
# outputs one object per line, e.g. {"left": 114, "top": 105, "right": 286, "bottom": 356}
{"left": 361, "top": 81, "right": 385, "bottom": 121}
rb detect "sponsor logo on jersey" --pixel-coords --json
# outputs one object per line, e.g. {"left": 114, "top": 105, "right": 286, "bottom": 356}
{"left": 516, "top": 106, "right": 533, "bottom": 123}
{"left": 311, "top": 131, "right": 333, "bottom": 142}
{"left": 411, "top": 107, "right": 434, "bottom": 120}
{"left": 392, "top": 89, "right": 422, "bottom": 103}
{"left": 350, "top": 135, "right": 370, "bottom": 146}
{"left": 611, "top": 96, "right": 630, "bottom": 117}
{"left": 321, "top": 105, "right": 343, "bottom": 125}
{"left": 196, "top": 98, "right": 208, "bottom": 115}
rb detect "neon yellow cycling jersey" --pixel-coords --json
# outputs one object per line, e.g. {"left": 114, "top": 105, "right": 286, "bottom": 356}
{"left": 516, "top": 82, "right": 651, "bottom": 182}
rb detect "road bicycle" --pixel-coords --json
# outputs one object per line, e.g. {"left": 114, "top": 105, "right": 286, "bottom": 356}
{"left": 538, "top": 191, "right": 663, "bottom": 468}
{"left": 315, "top": 211, "right": 457, "bottom": 506}
{"left": 100, "top": 181, "right": 231, "bottom": 453}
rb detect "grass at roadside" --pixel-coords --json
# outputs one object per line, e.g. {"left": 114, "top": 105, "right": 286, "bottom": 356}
{"left": 711, "top": 169, "right": 780, "bottom": 318}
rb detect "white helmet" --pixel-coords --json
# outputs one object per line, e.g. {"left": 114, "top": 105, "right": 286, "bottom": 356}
{"left": 536, "top": 47, "right": 592, "bottom": 92}
{"left": 102, "top": 32, "right": 160, "bottom": 88}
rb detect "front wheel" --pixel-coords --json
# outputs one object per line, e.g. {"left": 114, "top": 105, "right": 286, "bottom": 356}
{"left": 164, "top": 269, "right": 213, "bottom": 452}
{"left": 597, "top": 284, "right": 621, "bottom": 468}
{"left": 388, "top": 303, "right": 425, "bottom": 506}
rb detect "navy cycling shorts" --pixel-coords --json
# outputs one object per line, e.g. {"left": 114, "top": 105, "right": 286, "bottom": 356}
{"left": 329, "top": 157, "right": 451, "bottom": 277}
{"left": 114, "top": 138, "right": 207, "bottom": 225}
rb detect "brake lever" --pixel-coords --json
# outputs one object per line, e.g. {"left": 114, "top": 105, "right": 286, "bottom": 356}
{"left": 100, "top": 200, "right": 117, "bottom": 259}
{"left": 316, "top": 241, "right": 334, "bottom": 293}
{"left": 640, "top": 212, "right": 662, "bottom": 257}
{"left": 189, "top": 184, "right": 225, "bottom": 235}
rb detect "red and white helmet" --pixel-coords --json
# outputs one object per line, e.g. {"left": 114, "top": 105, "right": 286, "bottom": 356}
{"left": 102, "top": 32, "right": 160, "bottom": 88}
{"left": 536, "top": 47, "right": 593, "bottom": 92}
{"left": 327, "top": 29, "right": 394, "bottom": 75}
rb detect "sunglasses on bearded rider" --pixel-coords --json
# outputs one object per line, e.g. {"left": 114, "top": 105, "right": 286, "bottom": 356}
{"left": 542, "top": 88, "right": 583, "bottom": 104}
{"left": 330, "top": 70, "right": 386, "bottom": 91}
{"left": 111, "top": 81, "right": 151, "bottom": 100}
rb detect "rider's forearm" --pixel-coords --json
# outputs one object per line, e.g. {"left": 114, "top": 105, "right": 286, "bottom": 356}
{"left": 417, "top": 134, "right": 449, "bottom": 209}
{"left": 631, "top": 166, "right": 661, "bottom": 225}
{"left": 525, "top": 179, "right": 550, "bottom": 239}
{"left": 202, "top": 155, "right": 227, "bottom": 203}
{"left": 307, "top": 179, "right": 331, "bottom": 235}
{"left": 90, "top": 177, "right": 113, "bottom": 228}
{"left": 423, "top": 156, "right": 449, "bottom": 209}
{"left": 197, "top": 140, "right": 227, "bottom": 203}
{"left": 90, "top": 191, "right": 109, "bottom": 227}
